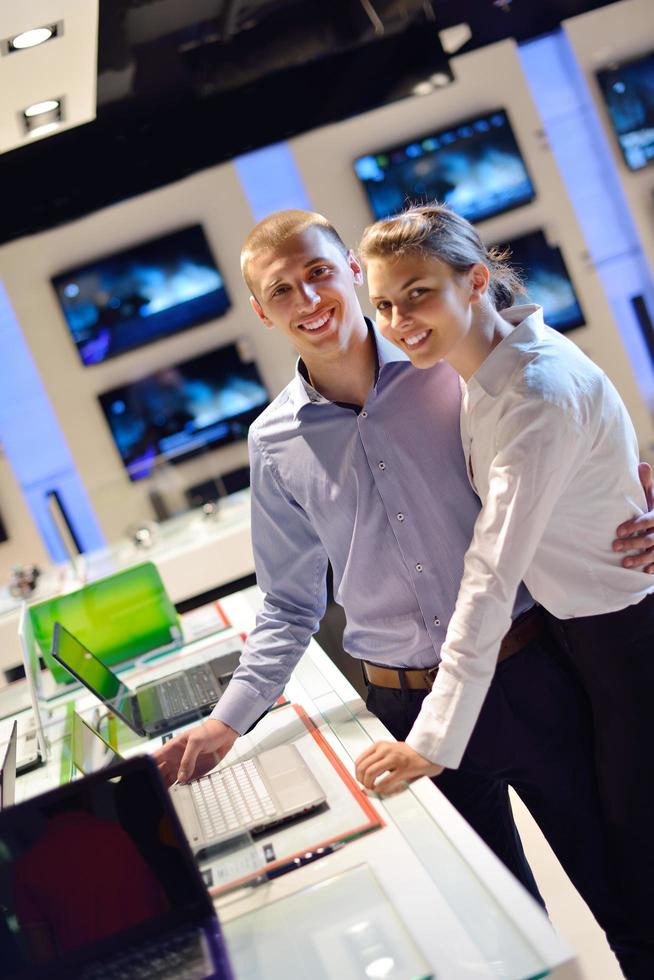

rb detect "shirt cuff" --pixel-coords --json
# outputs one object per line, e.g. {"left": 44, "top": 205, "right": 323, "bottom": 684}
{"left": 210, "top": 679, "right": 273, "bottom": 735}
{"left": 405, "top": 668, "right": 491, "bottom": 769}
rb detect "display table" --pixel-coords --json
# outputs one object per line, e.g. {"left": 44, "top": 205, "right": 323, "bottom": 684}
{"left": 0, "top": 583, "right": 581, "bottom": 979}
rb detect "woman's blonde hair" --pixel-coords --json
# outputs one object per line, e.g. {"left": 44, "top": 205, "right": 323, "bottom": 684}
{"left": 359, "top": 203, "right": 524, "bottom": 310}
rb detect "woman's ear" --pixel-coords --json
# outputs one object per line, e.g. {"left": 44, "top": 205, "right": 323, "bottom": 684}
{"left": 469, "top": 263, "right": 490, "bottom": 304}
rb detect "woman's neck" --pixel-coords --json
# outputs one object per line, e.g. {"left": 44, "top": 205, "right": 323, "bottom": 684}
{"left": 447, "top": 305, "right": 513, "bottom": 383}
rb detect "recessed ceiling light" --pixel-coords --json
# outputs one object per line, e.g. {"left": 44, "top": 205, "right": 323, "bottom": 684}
{"left": 11, "top": 26, "right": 55, "bottom": 49}
{"left": 412, "top": 81, "right": 434, "bottom": 97}
{"left": 24, "top": 99, "right": 61, "bottom": 118}
{"left": 28, "top": 121, "right": 61, "bottom": 139}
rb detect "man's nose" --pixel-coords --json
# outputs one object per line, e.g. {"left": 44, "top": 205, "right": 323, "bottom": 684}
{"left": 297, "top": 282, "right": 320, "bottom": 311}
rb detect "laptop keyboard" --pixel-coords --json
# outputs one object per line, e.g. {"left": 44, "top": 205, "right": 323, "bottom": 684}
{"left": 156, "top": 662, "right": 228, "bottom": 720}
{"left": 192, "top": 759, "right": 277, "bottom": 839}
{"left": 78, "top": 925, "right": 211, "bottom": 980}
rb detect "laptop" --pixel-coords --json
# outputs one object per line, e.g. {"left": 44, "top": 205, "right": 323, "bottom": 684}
{"left": 72, "top": 715, "right": 327, "bottom": 855}
{"left": 16, "top": 604, "right": 48, "bottom": 773}
{"left": 0, "top": 720, "right": 17, "bottom": 810}
{"left": 51, "top": 622, "right": 242, "bottom": 736}
{"left": 0, "top": 755, "right": 234, "bottom": 980}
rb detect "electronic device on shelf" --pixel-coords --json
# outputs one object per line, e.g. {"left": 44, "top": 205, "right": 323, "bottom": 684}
{"left": 17, "top": 604, "right": 48, "bottom": 773}
{"left": 0, "top": 720, "right": 17, "bottom": 810}
{"left": 496, "top": 228, "right": 585, "bottom": 333}
{"left": 0, "top": 755, "right": 235, "bottom": 979}
{"left": 52, "top": 623, "right": 243, "bottom": 736}
{"left": 596, "top": 49, "right": 654, "bottom": 171}
{"left": 98, "top": 340, "right": 269, "bottom": 481}
{"left": 52, "top": 225, "right": 231, "bottom": 366}
{"left": 354, "top": 108, "right": 536, "bottom": 223}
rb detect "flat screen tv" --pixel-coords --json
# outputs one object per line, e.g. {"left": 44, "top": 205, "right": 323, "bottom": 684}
{"left": 596, "top": 50, "right": 654, "bottom": 171}
{"left": 499, "top": 229, "right": 585, "bottom": 333}
{"left": 354, "top": 109, "right": 536, "bottom": 223}
{"left": 52, "top": 226, "right": 231, "bottom": 366}
{"left": 98, "top": 342, "right": 269, "bottom": 481}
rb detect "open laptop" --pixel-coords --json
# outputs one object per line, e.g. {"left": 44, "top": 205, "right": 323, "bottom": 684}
{"left": 0, "top": 720, "right": 17, "bottom": 810}
{"left": 72, "top": 713, "right": 327, "bottom": 855}
{"left": 51, "top": 622, "right": 242, "bottom": 736}
{"left": 0, "top": 755, "right": 234, "bottom": 980}
{"left": 16, "top": 604, "right": 49, "bottom": 773}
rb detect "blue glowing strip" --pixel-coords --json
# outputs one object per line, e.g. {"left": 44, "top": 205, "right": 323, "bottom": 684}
{"left": 0, "top": 281, "right": 105, "bottom": 561}
{"left": 518, "top": 32, "right": 654, "bottom": 408}
{"left": 234, "top": 142, "right": 313, "bottom": 221}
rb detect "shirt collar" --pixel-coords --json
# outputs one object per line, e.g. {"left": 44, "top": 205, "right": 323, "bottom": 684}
{"left": 467, "top": 304, "right": 544, "bottom": 403}
{"left": 289, "top": 317, "right": 408, "bottom": 418}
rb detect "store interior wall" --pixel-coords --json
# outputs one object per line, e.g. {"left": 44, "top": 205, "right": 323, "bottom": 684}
{"left": 0, "top": 0, "right": 654, "bottom": 579}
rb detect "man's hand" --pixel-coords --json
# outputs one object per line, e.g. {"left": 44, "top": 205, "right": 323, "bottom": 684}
{"left": 613, "top": 462, "right": 654, "bottom": 574}
{"left": 355, "top": 740, "right": 443, "bottom": 797}
{"left": 153, "top": 718, "right": 238, "bottom": 786}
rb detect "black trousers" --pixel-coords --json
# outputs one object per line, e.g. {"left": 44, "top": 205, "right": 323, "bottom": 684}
{"left": 546, "top": 591, "right": 654, "bottom": 979}
{"left": 366, "top": 634, "right": 640, "bottom": 977}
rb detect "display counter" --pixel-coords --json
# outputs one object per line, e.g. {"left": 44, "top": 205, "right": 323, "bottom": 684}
{"left": 0, "top": 582, "right": 581, "bottom": 978}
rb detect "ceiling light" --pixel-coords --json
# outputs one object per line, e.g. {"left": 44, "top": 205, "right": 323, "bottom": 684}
{"left": 2, "top": 22, "right": 62, "bottom": 57}
{"left": 28, "top": 122, "right": 61, "bottom": 139}
{"left": 430, "top": 71, "right": 453, "bottom": 88}
{"left": 438, "top": 23, "right": 472, "bottom": 55}
{"left": 21, "top": 97, "right": 64, "bottom": 137}
{"left": 11, "top": 26, "right": 55, "bottom": 49}
{"left": 412, "top": 81, "right": 434, "bottom": 97}
{"left": 24, "top": 99, "right": 60, "bottom": 118}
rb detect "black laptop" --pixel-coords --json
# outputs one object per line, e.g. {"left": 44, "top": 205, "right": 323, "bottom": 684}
{"left": 0, "top": 755, "right": 235, "bottom": 980}
{"left": 51, "top": 622, "right": 241, "bottom": 736}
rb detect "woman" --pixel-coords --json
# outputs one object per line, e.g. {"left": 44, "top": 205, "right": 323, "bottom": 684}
{"left": 355, "top": 204, "right": 654, "bottom": 976}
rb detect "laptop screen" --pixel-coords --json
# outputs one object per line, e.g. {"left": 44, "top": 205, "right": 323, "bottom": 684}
{"left": 0, "top": 756, "right": 231, "bottom": 979}
{"left": 0, "top": 721, "right": 17, "bottom": 810}
{"left": 51, "top": 623, "right": 141, "bottom": 732}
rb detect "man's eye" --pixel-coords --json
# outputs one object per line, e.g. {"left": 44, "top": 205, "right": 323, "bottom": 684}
{"left": 310, "top": 266, "right": 329, "bottom": 278}
{"left": 272, "top": 286, "right": 289, "bottom": 298}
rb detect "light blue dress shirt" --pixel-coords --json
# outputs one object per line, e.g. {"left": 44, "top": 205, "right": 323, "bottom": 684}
{"left": 212, "top": 325, "right": 533, "bottom": 734}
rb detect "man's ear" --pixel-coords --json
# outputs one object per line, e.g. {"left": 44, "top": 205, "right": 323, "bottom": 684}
{"left": 250, "top": 295, "right": 274, "bottom": 328}
{"left": 348, "top": 250, "right": 364, "bottom": 287}
{"left": 469, "top": 263, "right": 490, "bottom": 304}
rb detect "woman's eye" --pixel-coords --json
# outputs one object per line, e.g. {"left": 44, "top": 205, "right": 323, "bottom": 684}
{"left": 409, "top": 288, "right": 426, "bottom": 299}
{"left": 375, "top": 301, "right": 390, "bottom": 312}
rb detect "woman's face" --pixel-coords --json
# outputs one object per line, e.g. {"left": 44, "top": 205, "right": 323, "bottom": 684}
{"left": 367, "top": 252, "right": 483, "bottom": 370}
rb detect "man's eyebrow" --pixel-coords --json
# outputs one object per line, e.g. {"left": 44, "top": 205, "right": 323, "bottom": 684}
{"left": 263, "top": 257, "right": 332, "bottom": 293}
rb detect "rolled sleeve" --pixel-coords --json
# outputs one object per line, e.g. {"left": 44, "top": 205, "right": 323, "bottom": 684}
{"left": 407, "top": 397, "right": 588, "bottom": 768}
{"left": 211, "top": 429, "right": 329, "bottom": 733}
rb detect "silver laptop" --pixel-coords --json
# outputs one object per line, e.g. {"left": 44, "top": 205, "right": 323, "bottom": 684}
{"left": 170, "top": 743, "right": 326, "bottom": 854}
{"left": 0, "top": 719, "right": 17, "bottom": 810}
{"left": 72, "top": 713, "right": 326, "bottom": 854}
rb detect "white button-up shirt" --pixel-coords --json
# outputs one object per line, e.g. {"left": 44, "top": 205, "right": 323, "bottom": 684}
{"left": 407, "top": 304, "right": 654, "bottom": 769}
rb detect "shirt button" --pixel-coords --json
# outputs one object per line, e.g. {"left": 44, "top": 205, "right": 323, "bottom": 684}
{"left": 397, "top": 513, "right": 404, "bottom": 522}
{"left": 415, "top": 563, "right": 423, "bottom": 572}
{"left": 378, "top": 461, "right": 386, "bottom": 470}
{"left": 433, "top": 617, "right": 441, "bottom": 627}
{"left": 361, "top": 411, "right": 368, "bottom": 418}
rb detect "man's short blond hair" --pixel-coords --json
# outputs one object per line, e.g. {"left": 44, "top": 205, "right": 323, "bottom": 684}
{"left": 240, "top": 210, "right": 348, "bottom": 294}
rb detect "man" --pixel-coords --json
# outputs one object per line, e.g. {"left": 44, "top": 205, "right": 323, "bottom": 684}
{"left": 155, "top": 210, "right": 654, "bottom": 960}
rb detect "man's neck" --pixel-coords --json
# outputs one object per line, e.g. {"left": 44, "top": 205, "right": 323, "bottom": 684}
{"left": 303, "top": 318, "right": 377, "bottom": 407}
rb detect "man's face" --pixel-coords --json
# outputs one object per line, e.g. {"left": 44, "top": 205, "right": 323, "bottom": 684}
{"left": 248, "top": 227, "right": 365, "bottom": 360}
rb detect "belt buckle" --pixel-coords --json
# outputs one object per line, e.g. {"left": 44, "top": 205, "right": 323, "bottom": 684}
{"left": 424, "top": 666, "right": 439, "bottom": 691}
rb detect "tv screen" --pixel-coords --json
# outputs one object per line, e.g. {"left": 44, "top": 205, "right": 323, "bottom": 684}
{"left": 499, "top": 229, "right": 585, "bottom": 333}
{"left": 52, "top": 226, "right": 231, "bottom": 366}
{"left": 596, "top": 50, "right": 654, "bottom": 171}
{"left": 354, "top": 109, "right": 536, "bottom": 223}
{"left": 98, "top": 343, "right": 269, "bottom": 481}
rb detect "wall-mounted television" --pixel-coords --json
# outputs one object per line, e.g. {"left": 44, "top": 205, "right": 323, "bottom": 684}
{"left": 596, "top": 50, "right": 654, "bottom": 171}
{"left": 52, "top": 226, "right": 231, "bottom": 366}
{"left": 498, "top": 229, "right": 585, "bottom": 333}
{"left": 354, "top": 109, "right": 536, "bottom": 223}
{"left": 98, "top": 342, "right": 269, "bottom": 481}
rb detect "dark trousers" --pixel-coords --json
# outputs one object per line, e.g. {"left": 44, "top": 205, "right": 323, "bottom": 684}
{"left": 366, "top": 634, "right": 637, "bottom": 976}
{"left": 546, "top": 591, "right": 654, "bottom": 979}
